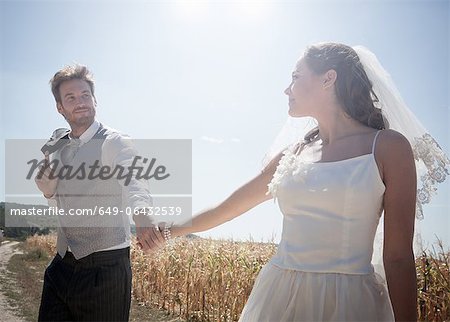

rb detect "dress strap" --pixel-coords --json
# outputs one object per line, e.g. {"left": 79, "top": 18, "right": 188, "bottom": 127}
{"left": 371, "top": 130, "right": 382, "bottom": 154}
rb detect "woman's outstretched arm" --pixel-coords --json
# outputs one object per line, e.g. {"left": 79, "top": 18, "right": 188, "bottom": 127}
{"left": 379, "top": 129, "right": 418, "bottom": 322}
{"left": 171, "top": 153, "right": 283, "bottom": 238}
{"left": 137, "top": 152, "right": 284, "bottom": 252}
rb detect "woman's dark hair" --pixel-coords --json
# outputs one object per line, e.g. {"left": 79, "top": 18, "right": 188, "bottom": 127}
{"left": 302, "top": 42, "right": 387, "bottom": 142}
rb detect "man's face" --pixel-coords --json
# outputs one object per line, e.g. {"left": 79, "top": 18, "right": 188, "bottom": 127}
{"left": 57, "top": 79, "right": 96, "bottom": 128}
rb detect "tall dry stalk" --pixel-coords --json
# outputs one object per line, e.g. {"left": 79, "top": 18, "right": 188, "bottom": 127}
{"left": 416, "top": 239, "right": 450, "bottom": 321}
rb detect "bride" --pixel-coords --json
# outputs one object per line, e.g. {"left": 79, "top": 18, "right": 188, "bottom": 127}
{"left": 140, "top": 42, "right": 449, "bottom": 321}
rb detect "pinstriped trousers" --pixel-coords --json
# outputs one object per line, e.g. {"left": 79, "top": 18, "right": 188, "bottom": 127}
{"left": 38, "top": 247, "right": 132, "bottom": 321}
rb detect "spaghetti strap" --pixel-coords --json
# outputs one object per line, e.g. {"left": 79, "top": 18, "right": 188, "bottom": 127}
{"left": 371, "top": 130, "right": 382, "bottom": 154}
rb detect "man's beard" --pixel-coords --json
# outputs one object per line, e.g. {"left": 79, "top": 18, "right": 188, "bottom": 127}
{"left": 74, "top": 114, "right": 94, "bottom": 126}
{"left": 65, "top": 109, "right": 96, "bottom": 127}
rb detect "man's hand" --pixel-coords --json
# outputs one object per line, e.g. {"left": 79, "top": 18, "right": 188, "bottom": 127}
{"left": 35, "top": 152, "right": 58, "bottom": 198}
{"left": 134, "top": 214, "right": 166, "bottom": 253}
{"left": 133, "top": 209, "right": 165, "bottom": 254}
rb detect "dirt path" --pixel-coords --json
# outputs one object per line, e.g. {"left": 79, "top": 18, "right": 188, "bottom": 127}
{"left": 0, "top": 240, "right": 25, "bottom": 322}
{"left": 0, "top": 240, "right": 184, "bottom": 322}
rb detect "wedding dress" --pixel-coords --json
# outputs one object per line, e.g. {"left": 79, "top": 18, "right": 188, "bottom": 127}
{"left": 239, "top": 131, "right": 394, "bottom": 322}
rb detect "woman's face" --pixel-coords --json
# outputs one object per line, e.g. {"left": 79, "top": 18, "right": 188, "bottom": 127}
{"left": 284, "top": 57, "right": 324, "bottom": 118}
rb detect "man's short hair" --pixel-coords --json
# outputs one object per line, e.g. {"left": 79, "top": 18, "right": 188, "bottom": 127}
{"left": 50, "top": 64, "right": 95, "bottom": 104}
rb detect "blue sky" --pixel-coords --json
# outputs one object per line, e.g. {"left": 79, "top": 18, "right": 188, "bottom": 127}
{"left": 1, "top": 0, "right": 449, "bottom": 248}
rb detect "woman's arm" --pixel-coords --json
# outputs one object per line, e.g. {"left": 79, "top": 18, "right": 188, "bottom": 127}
{"left": 136, "top": 152, "right": 284, "bottom": 252}
{"left": 171, "top": 152, "right": 283, "bottom": 238}
{"left": 378, "top": 129, "right": 418, "bottom": 322}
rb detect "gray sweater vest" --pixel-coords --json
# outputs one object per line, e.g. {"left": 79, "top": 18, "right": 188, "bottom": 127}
{"left": 56, "top": 124, "right": 128, "bottom": 259}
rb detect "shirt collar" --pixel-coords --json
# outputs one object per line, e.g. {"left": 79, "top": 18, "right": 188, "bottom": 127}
{"left": 69, "top": 119, "right": 100, "bottom": 145}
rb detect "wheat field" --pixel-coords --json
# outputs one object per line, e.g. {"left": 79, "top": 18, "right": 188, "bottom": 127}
{"left": 26, "top": 234, "right": 449, "bottom": 321}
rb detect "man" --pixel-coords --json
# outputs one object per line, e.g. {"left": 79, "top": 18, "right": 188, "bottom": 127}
{"left": 35, "top": 64, "right": 164, "bottom": 321}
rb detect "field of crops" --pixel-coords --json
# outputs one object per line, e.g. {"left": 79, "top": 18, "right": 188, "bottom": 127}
{"left": 26, "top": 234, "right": 449, "bottom": 321}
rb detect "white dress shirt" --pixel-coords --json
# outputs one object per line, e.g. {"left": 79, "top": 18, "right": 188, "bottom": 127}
{"left": 47, "top": 119, "right": 152, "bottom": 252}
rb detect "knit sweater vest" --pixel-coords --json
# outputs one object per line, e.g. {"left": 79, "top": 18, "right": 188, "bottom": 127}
{"left": 56, "top": 124, "right": 128, "bottom": 259}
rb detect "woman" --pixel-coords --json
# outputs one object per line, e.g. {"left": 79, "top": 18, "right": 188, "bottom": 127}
{"left": 141, "top": 43, "right": 449, "bottom": 321}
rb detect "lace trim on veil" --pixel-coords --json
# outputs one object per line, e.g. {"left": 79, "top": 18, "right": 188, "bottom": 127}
{"left": 413, "top": 133, "right": 450, "bottom": 219}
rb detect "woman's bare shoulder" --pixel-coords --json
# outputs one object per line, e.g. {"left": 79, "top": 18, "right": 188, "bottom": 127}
{"left": 377, "top": 129, "right": 412, "bottom": 150}
{"left": 376, "top": 129, "right": 414, "bottom": 169}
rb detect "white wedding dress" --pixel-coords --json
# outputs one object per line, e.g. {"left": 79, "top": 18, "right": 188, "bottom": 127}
{"left": 239, "top": 131, "right": 395, "bottom": 321}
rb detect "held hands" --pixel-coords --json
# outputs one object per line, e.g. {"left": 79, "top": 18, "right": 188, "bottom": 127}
{"left": 135, "top": 218, "right": 170, "bottom": 254}
{"left": 35, "top": 152, "right": 58, "bottom": 198}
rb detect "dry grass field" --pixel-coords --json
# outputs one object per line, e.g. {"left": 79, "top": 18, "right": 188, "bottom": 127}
{"left": 25, "top": 234, "right": 449, "bottom": 321}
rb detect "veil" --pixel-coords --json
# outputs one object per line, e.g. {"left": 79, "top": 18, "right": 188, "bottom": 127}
{"left": 264, "top": 45, "right": 450, "bottom": 284}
